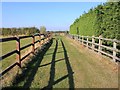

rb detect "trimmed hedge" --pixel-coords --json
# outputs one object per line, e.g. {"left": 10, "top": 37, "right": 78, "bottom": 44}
{"left": 70, "top": 1, "right": 120, "bottom": 40}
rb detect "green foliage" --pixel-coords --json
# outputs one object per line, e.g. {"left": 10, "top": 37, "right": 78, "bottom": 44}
{"left": 95, "top": 2, "right": 120, "bottom": 40}
{"left": 70, "top": 2, "right": 120, "bottom": 40}
{"left": 1, "top": 27, "right": 40, "bottom": 36}
{"left": 40, "top": 26, "right": 46, "bottom": 34}
{"left": 70, "top": 8, "right": 96, "bottom": 36}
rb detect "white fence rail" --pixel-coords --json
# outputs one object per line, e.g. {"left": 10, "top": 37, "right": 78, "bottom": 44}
{"left": 67, "top": 34, "right": 120, "bottom": 62}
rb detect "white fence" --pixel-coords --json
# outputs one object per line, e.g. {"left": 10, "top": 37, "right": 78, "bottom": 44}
{"left": 67, "top": 34, "right": 120, "bottom": 62}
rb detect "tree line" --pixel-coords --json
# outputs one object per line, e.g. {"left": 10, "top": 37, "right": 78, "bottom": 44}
{"left": 0, "top": 26, "right": 48, "bottom": 36}
{"left": 1, "top": 27, "right": 39, "bottom": 36}
{"left": 70, "top": 1, "right": 120, "bottom": 40}
{"left": 0, "top": 26, "right": 68, "bottom": 36}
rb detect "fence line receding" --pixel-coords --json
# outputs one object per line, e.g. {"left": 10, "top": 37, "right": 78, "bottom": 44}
{"left": 0, "top": 33, "right": 51, "bottom": 76}
{"left": 67, "top": 34, "right": 120, "bottom": 63}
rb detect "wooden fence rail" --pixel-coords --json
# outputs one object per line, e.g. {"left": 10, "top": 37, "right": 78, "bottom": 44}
{"left": 0, "top": 33, "right": 51, "bottom": 76}
{"left": 67, "top": 34, "right": 120, "bottom": 63}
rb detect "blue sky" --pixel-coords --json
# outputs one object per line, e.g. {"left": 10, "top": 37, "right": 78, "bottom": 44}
{"left": 2, "top": 2, "right": 105, "bottom": 31}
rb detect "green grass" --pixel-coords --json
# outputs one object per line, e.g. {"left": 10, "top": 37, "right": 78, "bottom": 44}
{"left": 6, "top": 35, "right": 118, "bottom": 88}
{"left": 1, "top": 36, "right": 40, "bottom": 70}
{"left": 62, "top": 36, "right": 118, "bottom": 88}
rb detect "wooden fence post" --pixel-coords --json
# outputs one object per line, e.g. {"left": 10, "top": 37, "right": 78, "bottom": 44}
{"left": 98, "top": 35, "right": 102, "bottom": 54}
{"left": 113, "top": 39, "right": 116, "bottom": 62}
{"left": 48, "top": 34, "right": 50, "bottom": 41}
{"left": 32, "top": 35, "right": 35, "bottom": 53}
{"left": 87, "top": 36, "right": 88, "bottom": 48}
{"left": 39, "top": 34, "right": 41, "bottom": 47}
{"left": 43, "top": 35, "right": 45, "bottom": 44}
{"left": 47, "top": 35, "right": 49, "bottom": 42}
{"left": 46, "top": 35, "right": 48, "bottom": 43}
{"left": 40, "top": 35, "right": 43, "bottom": 46}
{"left": 92, "top": 35, "right": 95, "bottom": 50}
{"left": 16, "top": 36, "right": 21, "bottom": 67}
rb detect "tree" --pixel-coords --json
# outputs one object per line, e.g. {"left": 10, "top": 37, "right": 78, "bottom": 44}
{"left": 40, "top": 26, "right": 46, "bottom": 34}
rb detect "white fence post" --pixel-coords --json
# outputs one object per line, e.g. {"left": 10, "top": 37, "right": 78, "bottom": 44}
{"left": 98, "top": 35, "right": 102, "bottom": 54}
{"left": 74, "top": 35, "right": 76, "bottom": 40}
{"left": 78, "top": 35, "right": 81, "bottom": 44}
{"left": 113, "top": 39, "right": 116, "bottom": 62}
{"left": 78, "top": 35, "right": 79, "bottom": 42}
{"left": 76, "top": 35, "right": 78, "bottom": 41}
{"left": 92, "top": 35, "right": 95, "bottom": 50}
{"left": 82, "top": 35, "right": 83, "bottom": 45}
{"left": 76, "top": 35, "right": 78, "bottom": 40}
{"left": 79, "top": 35, "right": 80, "bottom": 43}
{"left": 67, "top": 34, "right": 120, "bottom": 63}
{"left": 87, "top": 36, "right": 88, "bottom": 48}
{"left": 77, "top": 35, "right": 79, "bottom": 41}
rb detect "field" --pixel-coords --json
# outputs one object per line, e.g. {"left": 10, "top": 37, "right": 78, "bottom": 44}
{"left": 5, "top": 35, "right": 118, "bottom": 88}
{"left": 1, "top": 36, "right": 40, "bottom": 70}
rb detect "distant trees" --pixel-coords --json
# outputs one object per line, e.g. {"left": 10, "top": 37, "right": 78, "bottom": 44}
{"left": 1, "top": 27, "right": 40, "bottom": 36}
{"left": 40, "top": 26, "right": 46, "bottom": 34}
{"left": 70, "top": 1, "right": 120, "bottom": 40}
{"left": 1, "top": 26, "right": 49, "bottom": 36}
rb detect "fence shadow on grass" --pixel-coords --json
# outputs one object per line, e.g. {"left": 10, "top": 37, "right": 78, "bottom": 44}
{"left": 44, "top": 50, "right": 63, "bottom": 56}
{"left": 43, "top": 39, "right": 58, "bottom": 89}
{"left": 39, "top": 58, "right": 65, "bottom": 68}
{"left": 9, "top": 39, "right": 53, "bottom": 89}
{"left": 61, "top": 39, "right": 75, "bottom": 89}
{"left": 42, "top": 39, "right": 74, "bottom": 89}
{"left": 6, "top": 38, "right": 74, "bottom": 89}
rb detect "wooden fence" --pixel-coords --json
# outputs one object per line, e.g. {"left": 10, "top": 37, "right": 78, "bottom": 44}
{"left": 67, "top": 34, "right": 120, "bottom": 63}
{"left": 0, "top": 33, "right": 51, "bottom": 76}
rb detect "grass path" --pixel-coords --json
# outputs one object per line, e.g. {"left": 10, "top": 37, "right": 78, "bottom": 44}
{"left": 11, "top": 36, "right": 118, "bottom": 88}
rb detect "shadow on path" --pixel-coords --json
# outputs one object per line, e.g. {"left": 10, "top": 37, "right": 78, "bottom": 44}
{"left": 39, "top": 58, "right": 66, "bottom": 68}
{"left": 42, "top": 39, "right": 74, "bottom": 89}
{"left": 43, "top": 39, "right": 58, "bottom": 89}
{"left": 44, "top": 51, "right": 63, "bottom": 56}
{"left": 11, "top": 39, "right": 53, "bottom": 89}
{"left": 61, "top": 39, "right": 75, "bottom": 89}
